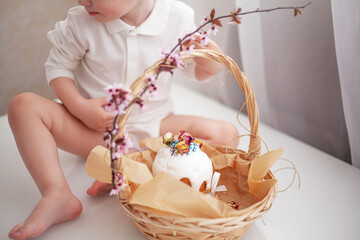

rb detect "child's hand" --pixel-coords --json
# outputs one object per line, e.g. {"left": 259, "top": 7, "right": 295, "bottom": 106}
{"left": 77, "top": 97, "right": 115, "bottom": 132}
{"left": 186, "top": 33, "right": 223, "bottom": 80}
{"left": 49, "top": 77, "right": 114, "bottom": 132}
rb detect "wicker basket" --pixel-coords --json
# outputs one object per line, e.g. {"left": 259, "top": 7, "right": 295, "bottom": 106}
{"left": 111, "top": 49, "right": 277, "bottom": 240}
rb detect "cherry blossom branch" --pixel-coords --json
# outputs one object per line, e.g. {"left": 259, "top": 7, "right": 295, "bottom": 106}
{"left": 162, "top": 2, "right": 311, "bottom": 65}
{"left": 128, "top": 2, "right": 312, "bottom": 112}
{"left": 103, "top": 2, "right": 311, "bottom": 194}
{"left": 116, "top": 2, "right": 312, "bottom": 124}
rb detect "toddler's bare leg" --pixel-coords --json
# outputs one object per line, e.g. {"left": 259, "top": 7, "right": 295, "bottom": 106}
{"left": 8, "top": 93, "right": 104, "bottom": 240}
{"left": 160, "top": 114, "right": 239, "bottom": 146}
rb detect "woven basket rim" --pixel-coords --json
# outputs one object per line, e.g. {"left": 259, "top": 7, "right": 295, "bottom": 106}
{"left": 121, "top": 170, "right": 277, "bottom": 218}
{"left": 115, "top": 48, "right": 261, "bottom": 160}
{"left": 113, "top": 49, "right": 277, "bottom": 239}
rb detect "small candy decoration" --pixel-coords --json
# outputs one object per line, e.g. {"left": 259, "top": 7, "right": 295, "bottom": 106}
{"left": 163, "top": 132, "right": 174, "bottom": 146}
{"left": 154, "top": 131, "right": 228, "bottom": 194}
{"left": 163, "top": 131, "right": 202, "bottom": 156}
{"left": 178, "top": 131, "right": 194, "bottom": 145}
{"left": 154, "top": 131, "right": 212, "bottom": 192}
{"left": 227, "top": 201, "right": 239, "bottom": 209}
{"left": 175, "top": 140, "right": 189, "bottom": 155}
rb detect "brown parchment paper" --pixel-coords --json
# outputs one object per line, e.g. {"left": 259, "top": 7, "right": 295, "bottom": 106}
{"left": 86, "top": 137, "right": 283, "bottom": 218}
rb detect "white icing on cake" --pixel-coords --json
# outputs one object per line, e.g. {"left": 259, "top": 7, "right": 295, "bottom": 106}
{"left": 152, "top": 146, "right": 213, "bottom": 191}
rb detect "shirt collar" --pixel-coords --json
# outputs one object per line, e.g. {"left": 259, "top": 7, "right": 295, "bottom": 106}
{"left": 105, "top": 0, "right": 169, "bottom": 36}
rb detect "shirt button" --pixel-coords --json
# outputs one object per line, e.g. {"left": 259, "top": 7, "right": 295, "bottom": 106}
{"left": 128, "top": 30, "right": 137, "bottom": 37}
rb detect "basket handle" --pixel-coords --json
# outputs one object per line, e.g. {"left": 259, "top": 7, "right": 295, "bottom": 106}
{"left": 115, "top": 49, "right": 260, "bottom": 160}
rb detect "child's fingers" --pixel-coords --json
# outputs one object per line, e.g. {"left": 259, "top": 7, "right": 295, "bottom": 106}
{"left": 95, "top": 97, "right": 115, "bottom": 119}
{"left": 191, "top": 33, "right": 202, "bottom": 42}
{"left": 99, "top": 97, "right": 109, "bottom": 107}
{"left": 182, "top": 39, "right": 191, "bottom": 46}
{"left": 105, "top": 113, "right": 115, "bottom": 122}
{"left": 183, "top": 33, "right": 201, "bottom": 46}
{"left": 105, "top": 124, "right": 114, "bottom": 132}
{"left": 187, "top": 34, "right": 218, "bottom": 49}
{"left": 206, "top": 40, "right": 221, "bottom": 51}
{"left": 192, "top": 41, "right": 205, "bottom": 49}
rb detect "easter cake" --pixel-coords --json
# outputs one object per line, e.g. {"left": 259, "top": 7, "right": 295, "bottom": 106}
{"left": 152, "top": 131, "right": 213, "bottom": 192}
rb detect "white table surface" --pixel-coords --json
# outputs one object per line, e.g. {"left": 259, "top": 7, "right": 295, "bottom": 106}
{"left": 1, "top": 83, "right": 360, "bottom": 240}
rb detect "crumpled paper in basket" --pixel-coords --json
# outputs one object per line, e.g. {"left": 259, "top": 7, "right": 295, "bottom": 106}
{"left": 86, "top": 137, "right": 283, "bottom": 218}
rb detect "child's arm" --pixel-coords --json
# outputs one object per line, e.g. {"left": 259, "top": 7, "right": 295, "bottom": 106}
{"left": 50, "top": 77, "right": 114, "bottom": 132}
{"left": 189, "top": 34, "right": 224, "bottom": 81}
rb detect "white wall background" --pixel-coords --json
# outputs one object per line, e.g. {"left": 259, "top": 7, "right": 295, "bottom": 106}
{"left": 173, "top": 0, "right": 245, "bottom": 110}
{"left": 0, "top": 0, "right": 358, "bottom": 166}
{"left": 331, "top": 0, "right": 360, "bottom": 167}
{"left": 0, "top": 0, "right": 76, "bottom": 115}
{"left": 181, "top": 0, "right": 358, "bottom": 166}
{"left": 232, "top": 0, "right": 356, "bottom": 165}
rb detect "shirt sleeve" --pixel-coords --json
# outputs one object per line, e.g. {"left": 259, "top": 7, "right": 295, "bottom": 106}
{"left": 44, "top": 7, "right": 88, "bottom": 85}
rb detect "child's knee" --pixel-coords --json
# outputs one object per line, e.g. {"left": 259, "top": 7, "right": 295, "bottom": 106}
{"left": 228, "top": 122, "right": 239, "bottom": 138}
{"left": 8, "top": 92, "right": 39, "bottom": 123}
{"left": 210, "top": 121, "right": 238, "bottom": 146}
{"left": 221, "top": 122, "right": 238, "bottom": 143}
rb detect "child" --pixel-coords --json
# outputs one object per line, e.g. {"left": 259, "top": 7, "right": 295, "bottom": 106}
{"left": 8, "top": 0, "right": 238, "bottom": 239}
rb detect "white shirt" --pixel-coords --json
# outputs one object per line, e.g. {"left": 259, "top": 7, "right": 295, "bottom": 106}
{"left": 44, "top": 0, "right": 196, "bottom": 146}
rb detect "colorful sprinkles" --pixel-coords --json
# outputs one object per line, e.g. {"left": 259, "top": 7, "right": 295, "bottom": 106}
{"left": 163, "top": 131, "right": 203, "bottom": 155}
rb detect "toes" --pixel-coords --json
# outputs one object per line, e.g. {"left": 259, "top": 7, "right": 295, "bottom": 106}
{"left": 11, "top": 223, "right": 24, "bottom": 233}
{"left": 9, "top": 223, "right": 34, "bottom": 240}
{"left": 9, "top": 223, "right": 24, "bottom": 239}
{"left": 87, "top": 181, "right": 112, "bottom": 196}
{"left": 86, "top": 188, "right": 92, "bottom": 195}
{"left": 9, "top": 194, "right": 82, "bottom": 240}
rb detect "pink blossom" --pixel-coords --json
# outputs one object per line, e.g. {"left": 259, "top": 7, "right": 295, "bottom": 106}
{"left": 143, "top": 83, "right": 158, "bottom": 99}
{"left": 146, "top": 74, "right": 156, "bottom": 84}
{"left": 209, "top": 25, "right": 218, "bottom": 36}
{"left": 185, "top": 44, "right": 195, "bottom": 55}
{"left": 201, "top": 16, "right": 209, "bottom": 25}
{"left": 112, "top": 132, "right": 133, "bottom": 160}
{"left": 160, "top": 49, "right": 170, "bottom": 58}
{"left": 111, "top": 125, "right": 119, "bottom": 135}
{"left": 104, "top": 99, "right": 116, "bottom": 114}
{"left": 109, "top": 173, "right": 127, "bottom": 196}
{"left": 135, "top": 97, "right": 149, "bottom": 113}
{"left": 104, "top": 83, "right": 131, "bottom": 100}
{"left": 103, "top": 132, "right": 111, "bottom": 148}
{"left": 200, "top": 34, "right": 210, "bottom": 46}
{"left": 104, "top": 84, "right": 132, "bottom": 116}
{"left": 160, "top": 50, "right": 185, "bottom": 69}
{"left": 139, "top": 103, "right": 149, "bottom": 113}
{"left": 112, "top": 151, "right": 122, "bottom": 160}
{"left": 228, "top": 20, "right": 238, "bottom": 25}
{"left": 168, "top": 52, "right": 184, "bottom": 69}
{"left": 143, "top": 90, "right": 157, "bottom": 99}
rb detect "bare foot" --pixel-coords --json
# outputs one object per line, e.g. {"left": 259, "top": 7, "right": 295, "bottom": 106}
{"left": 87, "top": 180, "right": 112, "bottom": 196}
{"left": 8, "top": 191, "right": 82, "bottom": 240}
